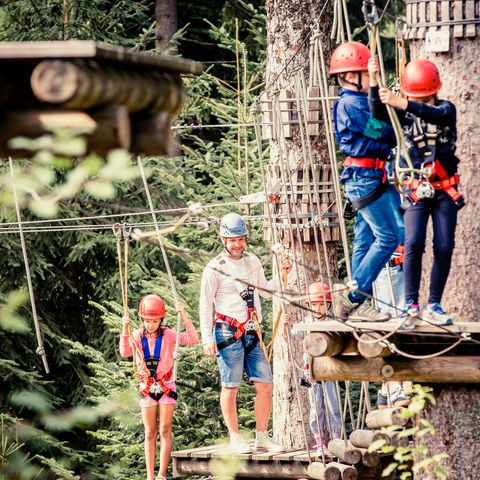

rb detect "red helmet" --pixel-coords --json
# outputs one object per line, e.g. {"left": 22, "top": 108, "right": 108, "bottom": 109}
{"left": 305, "top": 282, "right": 332, "bottom": 303}
{"left": 138, "top": 294, "right": 166, "bottom": 319}
{"left": 329, "top": 42, "right": 370, "bottom": 75}
{"left": 401, "top": 59, "right": 442, "bottom": 97}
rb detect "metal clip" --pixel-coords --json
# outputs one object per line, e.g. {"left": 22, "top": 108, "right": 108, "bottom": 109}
{"left": 122, "top": 222, "right": 133, "bottom": 240}
{"left": 416, "top": 181, "right": 435, "bottom": 199}
{"left": 150, "top": 382, "right": 162, "bottom": 395}
{"left": 362, "top": 0, "right": 380, "bottom": 27}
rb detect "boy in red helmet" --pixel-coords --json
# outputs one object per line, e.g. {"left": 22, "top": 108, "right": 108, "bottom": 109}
{"left": 282, "top": 282, "right": 342, "bottom": 456}
{"left": 120, "top": 295, "right": 198, "bottom": 480}
{"left": 329, "top": 42, "right": 404, "bottom": 322}
{"left": 369, "top": 57, "right": 463, "bottom": 327}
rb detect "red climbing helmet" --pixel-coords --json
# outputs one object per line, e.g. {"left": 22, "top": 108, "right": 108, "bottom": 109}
{"left": 138, "top": 294, "right": 166, "bottom": 319}
{"left": 329, "top": 42, "right": 371, "bottom": 75}
{"left": 401, "top": 59, "right": 442, "bottom": 97}
{"left": 305, "top": 282, "right": 332, "bottom": 303}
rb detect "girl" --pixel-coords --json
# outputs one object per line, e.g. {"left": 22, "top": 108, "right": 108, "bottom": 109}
{"left": 120, "top": 294, "right": 199, "bottom": 480}
{"left": 369, "top": 58, "right": 463, "bottom": 327}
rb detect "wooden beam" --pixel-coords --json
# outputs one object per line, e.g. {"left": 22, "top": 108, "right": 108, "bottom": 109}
{"left": 304, "top": 332, "right": 358, "bottom": 357}
{"left": 310, "top": 355, "right": 480, "bottom": 383}
{"left": 0, "top": 106, "right": 130, "bottom": 156}
{"left": 307, "top": 461, "right": 341, "bottom": 480}
{"left": 357, "top": 332, "right": 393, "bottom": 359}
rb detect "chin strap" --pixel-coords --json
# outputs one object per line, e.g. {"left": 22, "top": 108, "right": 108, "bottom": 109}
{"left": 340, "top": 72, "right": 363, "bottom": 91}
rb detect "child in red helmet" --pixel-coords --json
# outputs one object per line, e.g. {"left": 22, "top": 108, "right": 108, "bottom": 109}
{"left": 282, "top": 282, "right": 342, "bottom": 456}
{"left": 120, "top": 294, "right": 198, "bottom": 480}
{"left": 369, "top": 58, "right": 463, "bottom": 327}
{"left": 330, "top": 42, "right": 404, "bottom": 322}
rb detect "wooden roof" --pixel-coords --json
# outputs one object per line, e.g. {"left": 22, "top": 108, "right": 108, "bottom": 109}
{"left": 0, "top": 40, "right": 203, "bottom": 75}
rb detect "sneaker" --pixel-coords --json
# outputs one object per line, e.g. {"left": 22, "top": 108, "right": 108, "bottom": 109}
{"left": 399, "top": 301, "right": 420, "bottom": 330}
{"left": 312, "top": 439, "right": 331, "bottom": 457}
{"left": 423, "top": 303, "right": 453, "bottom": 326}
{"left": 254, "top": 431, "right": 284, "bottom": 453}
{"left": 348, "top": 300, "right": 391, "bottom": 322}
{"left": 390, "top": 386, "right": 411, "bottom": 407}
{"left": 333, "top": 283, "right": 358, "bottom": 320}
{"left": 377, "top": 390, "right": 388, "bottom": 410}
{"left": 230, "top": 432, "right": 252, "bottom": 454}
{"left": 155, "top": 477, "right": 166, "bottom": 480}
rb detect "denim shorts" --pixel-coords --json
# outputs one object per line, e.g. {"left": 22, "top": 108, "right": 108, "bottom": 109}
{"left": 214, "top": 323, "right": 273, "bottom": 387}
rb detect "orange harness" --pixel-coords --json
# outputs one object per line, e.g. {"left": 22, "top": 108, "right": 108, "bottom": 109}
{"left": 140, "top": 369, "right": 177, "bottom": 400}
{"left": 343, "top": 156, "right": 387, "bottom": 171}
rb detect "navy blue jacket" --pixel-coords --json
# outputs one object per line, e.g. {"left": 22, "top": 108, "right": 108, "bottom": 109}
{"left": 369, "top": 86, "right": 460, "bottom": 177}
{"left": 333, "top": 88, "right": 396, "bottom": 160}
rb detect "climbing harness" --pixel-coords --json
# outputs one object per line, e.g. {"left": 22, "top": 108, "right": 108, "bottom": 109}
{"left": 8, "top": 158, "right": 49, "bottom": 374}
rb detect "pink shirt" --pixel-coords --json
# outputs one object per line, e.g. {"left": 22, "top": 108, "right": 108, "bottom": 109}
{"left": 119, "top": 321, "right": 198, "bottom": 379}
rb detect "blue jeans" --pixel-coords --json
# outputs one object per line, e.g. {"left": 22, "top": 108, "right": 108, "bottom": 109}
{"left": 373, "top": 265, "right": 405, "bottom": 316}
{"left": 309, "top": 381, "right": 342, "bottom": 442}
{"left": 214, "top": 324, "right": 273, "bottom": 387}
{"left": 344, "top": 173, "right": 404, "bottom": 303}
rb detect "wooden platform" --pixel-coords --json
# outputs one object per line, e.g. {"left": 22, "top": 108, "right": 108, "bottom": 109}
{"left": 172, "top": 444, "right": 325, "bottom": 478}
{"left": 292, "top": 319, "right": 480, "bottom": 334}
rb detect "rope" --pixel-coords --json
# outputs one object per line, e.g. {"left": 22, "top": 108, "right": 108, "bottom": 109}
{"left": 8, "top": 158, "right": 49, "bottom": 374}
{"left": 137, "top": 156, "right": 182, "bottom": 380}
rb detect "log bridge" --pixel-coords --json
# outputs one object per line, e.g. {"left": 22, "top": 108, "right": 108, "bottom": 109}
{"left": 293, "top": 319, "right": 480, "bottom": 383}
{"left": 0, "top": 40, "right": 203, "bottom": 156}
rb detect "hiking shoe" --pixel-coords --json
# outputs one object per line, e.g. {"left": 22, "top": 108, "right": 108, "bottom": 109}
{"left": 348, "top": 300, "right": 391, "bottom": 322}
{"left": 255, "top": 431, "right": 284, "bottom": 453}
{"left": 230, "top": 432, "right": 252, "bottom": 454}
{"left": 423, "top": 303, "right": 453, "bottom": 326}
{"left": 333, "top": 283, "right": 358, "bottom": 320}
{"left": 390, "top": 386, "right": 411, "bottom": 407}
{"left": 399, "top": 301, "right": 421, "bottom": 330}
{"left": 377, "top": 390, "right": 388, "bottom": 410}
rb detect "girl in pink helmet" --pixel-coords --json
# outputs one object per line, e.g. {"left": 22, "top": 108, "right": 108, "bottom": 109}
{"left": 120, "top": 294, "right": 198, "bottom": 480}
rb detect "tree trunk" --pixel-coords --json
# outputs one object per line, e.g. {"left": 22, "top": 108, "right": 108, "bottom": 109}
{"left": 407, "top": 5, "right": 480, "bottom": 477}
{"left": 265, "top": 0, "right": 335, "bottom": 449}
{"left": 155, "top": 0, "right": 177, "bottom": 53}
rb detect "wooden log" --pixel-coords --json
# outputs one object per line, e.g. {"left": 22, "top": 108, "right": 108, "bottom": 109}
{"left": 357, "top": 332, "right": 393, "bottom": 359}
{"left": 365, "top": 408, "right": 408, "bottom": 429}
{"left": 131, "top": 111, "right": 172, "bottom": 156}
{"left": 310, "top": 355, "right": 480, "bottom": 383}
{"left": 307, "top": 461, "right": 341, "bottom": 480}
{"left": 0, "top": 106, "right": 130, "bottom": 156}
{"left": 304, "top": 332, "right": 345, "bottom": 357}
{"left": 327, "top": 439, "right": 361, "bottom": 465}
{"left": 30, "top": 59, "right": 185, "bottom": 114}
{"left": 347, "top": 443, "right": 380, "bottom": 468}
{"left": 329, "top": 462, "right": 358, "bottom": 480}
{"left": 349, "top": 429, "right": 391, "bottom": 449}
{"left": 382, "top": 429, "right": 409, "bottom": 448}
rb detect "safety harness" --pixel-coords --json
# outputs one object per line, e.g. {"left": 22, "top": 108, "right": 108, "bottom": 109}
{"left": 343, "top": 156, "right": 389, "bottom": 209}
{"left": 403, "top": 120, "right": 464, "bottom": 209}
{"left": 140, "top": 333, "right": 177, "bottom": 401}
{"left": 389, "top": 244, "right": 405, "bottom": 268}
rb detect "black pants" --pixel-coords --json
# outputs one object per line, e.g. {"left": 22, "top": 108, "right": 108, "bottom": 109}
{"left": 404, "top": 192, "right": 458, "bottom": 304}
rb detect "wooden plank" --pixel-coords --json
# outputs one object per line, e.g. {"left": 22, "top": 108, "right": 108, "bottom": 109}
{"left": 191, "top": 444, "right": 230, "bottom": 458}
{"left": 311, "top": 355, "right": 480, "bottom": 383}
{"left": 172, "top": 444, "right": 221, "bottom": 458}
{"left": 417, "top": 0, "right": 427, "bottom": 38}
{"left": 261, "top": 99, "right": 273, "bottom": 140}
{"left": 453, "top": 0, "right": 464, "bottom": 37}
{"left": 292, "top": 319, "right": 480, "bottom": 334}
{"left": 408, "top": 2, "right": 418, "bottom": 39}
{"left": 466, "top": 0, "right": 476, "bottom": 36}
{"left": 441, "top": 0, "right": 451, "bottom": 33}
{"left": 0, "top": 40, "right": 203, "bottom": 75}
{"left": 429, "top": 0, "right": 438, "bottom": 35}
{"left": 308, "top": 86, "right": 320, "bottom": 136}
{"left": 271, "top": 449, "right": 306, "bottom": 461}
{"left": 279, "top": 89, "right": 291, "bottom": 138}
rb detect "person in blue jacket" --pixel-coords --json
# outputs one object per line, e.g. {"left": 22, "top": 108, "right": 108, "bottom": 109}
{"left": 329, "top": 41, "right": 404, "bottom": 322}
{"left": 369, "top": 58, "right": 463, "bottom": 327}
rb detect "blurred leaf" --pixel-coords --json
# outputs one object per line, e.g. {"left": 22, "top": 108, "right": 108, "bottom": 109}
{"left": 10, "top": 390, "right": 51, "bottom": 414}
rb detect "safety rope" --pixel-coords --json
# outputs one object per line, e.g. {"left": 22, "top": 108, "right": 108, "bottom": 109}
{"left": 137, "top": 156, "right": 182, "bottom": 380}
{"left": 8, "top": 158, "right": 49, "bottom": 374}
{"left": 331, "top": 0, "right": 352, "bottom": 44}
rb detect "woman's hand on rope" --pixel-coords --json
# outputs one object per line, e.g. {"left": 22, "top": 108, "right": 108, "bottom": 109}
{"left": 368, "top": 57, "right": 379, "bottom": 87}
{"left": 379, "top": 87, "right": 408, "bottom": 110}
{"left": 281, "top": 255, "right": 292, "bottom": 274}
{"left": 203, "top": 342, "right": 217, "bottom": 358}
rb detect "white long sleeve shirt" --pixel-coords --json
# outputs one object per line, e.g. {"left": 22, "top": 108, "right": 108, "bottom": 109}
{"left": 199, "top": 251, "right": 277, "bottom": 346}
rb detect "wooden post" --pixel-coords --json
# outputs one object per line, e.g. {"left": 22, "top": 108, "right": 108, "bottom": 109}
{"left": 357, "top": 332, "right": 393, "bottom": 358}
{"left": 0, "top": 105, "right": 131, "bottom": 156}
{"left": 307, "top": 461, "right": 341, "bottom": 480}
{"left": 327, "top": 439, "right": 361, "bottom": 465}
{"left": 310, "top": 355, "right": 480, "bottom": 383}
{"left": 365, "top": 408, "right": 408, "bottom": 429}
{"left": 329, "top": 462, "right": 358, "bottom": 480}
{"left": 348, "top": 429, "right": 391, "bottom": 449}
{"left": 304, "top": 332, "right": 345, "bottom": 357}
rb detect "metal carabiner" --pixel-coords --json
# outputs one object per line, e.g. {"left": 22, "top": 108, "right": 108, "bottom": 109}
{"left": 362, "top": 0, "right": 380, "bottom": 27}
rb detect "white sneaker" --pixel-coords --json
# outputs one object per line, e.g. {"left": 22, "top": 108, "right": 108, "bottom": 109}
{"left": 230, "top": 432, "right": 252, "bottom": 454}
{"left": 254, "top": 430, "right": 284, "bottom": 453}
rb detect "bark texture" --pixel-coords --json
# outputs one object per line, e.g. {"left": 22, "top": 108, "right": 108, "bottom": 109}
{"left": 265, "top": 0, "right": 335, "bottom": 449}
{"left": 155, "top": 0, "right": 177, "bottom": 53}
{"left": 410, "top": 29, "right": 480, "bottom": 480}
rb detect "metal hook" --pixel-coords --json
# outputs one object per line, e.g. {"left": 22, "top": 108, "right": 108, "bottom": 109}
{"left": 362, "top": 0, "right": 380, "bottom": 27}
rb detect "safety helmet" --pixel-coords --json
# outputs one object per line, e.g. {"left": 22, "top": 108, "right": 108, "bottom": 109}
{"left": 401, "top": 59, "right": 442, "bottom": 98}
{"left": 305, "top": 282, "right": 332, "bottom": 303}
{"left": 138, "top": 294, "right": 166, "bottom": 319}
{"left": 329, "top": 42, "right": 371, "bottom": 75}
{"left": 219, "top": 213, "right": 248, "bottom": 237}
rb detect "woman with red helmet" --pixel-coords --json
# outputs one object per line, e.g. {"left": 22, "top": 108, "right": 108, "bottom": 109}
{"left": 369, "top": 57, "right": 463, "bottom": 327}
{"left": 120, "top": 294, "right": 198, "bottom": 480}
